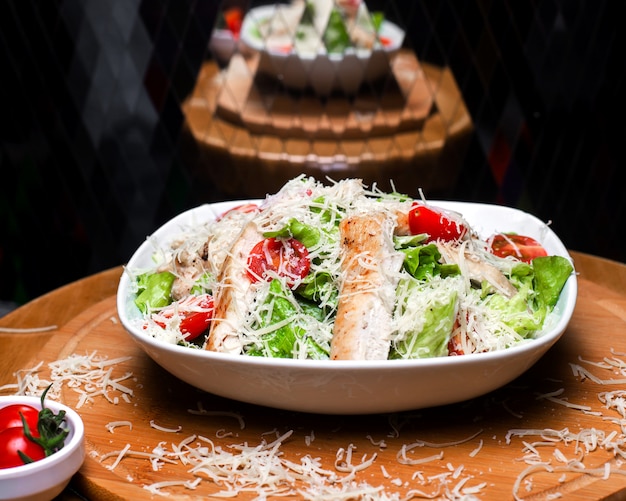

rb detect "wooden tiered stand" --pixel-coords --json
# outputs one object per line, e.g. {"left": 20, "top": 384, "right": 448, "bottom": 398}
{"left": 182, "top": 49, "right": 472, "bottom": 198}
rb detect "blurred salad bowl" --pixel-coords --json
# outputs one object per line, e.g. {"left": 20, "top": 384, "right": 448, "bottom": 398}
{"left": 0, "top": 395, "right": 85, "bottom": 501}
{"left": 209, "top": 6, "right": 245, "bottom": 66}
{"left": 240, "top": 2, "right": 405, "bottom": 95}
{"left": 117, "top": 199, "right": 577, "bottom": 415}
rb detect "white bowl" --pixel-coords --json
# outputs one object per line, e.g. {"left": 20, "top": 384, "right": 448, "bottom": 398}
{"left": 240, "top": 5, "right": 405, "bottom": 95}
{"left": 0, "top": 396, "right": 85, "bottom": 501}
{"left": 209, "top": 29, "right": 239, "bottom": 66}
{"left": 117, "top": 199, "right": 577, "bottom": 415}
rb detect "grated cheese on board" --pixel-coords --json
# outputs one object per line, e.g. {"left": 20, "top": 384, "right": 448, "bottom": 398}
{"left": 5, "top": 344, "right": 626, "bottom": 498}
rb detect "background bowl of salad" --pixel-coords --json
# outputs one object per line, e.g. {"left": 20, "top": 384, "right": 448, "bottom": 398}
{"left": 239, "top": 2, "right": 405, "bottom": 95}
{"left": 0, "top": 395, "right": 85, "bottom": 501}
{"left": 117, "top": 197, "right": 577, "bottom": 415}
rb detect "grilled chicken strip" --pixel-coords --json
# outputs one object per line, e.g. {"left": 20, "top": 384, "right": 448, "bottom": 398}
{"left": 166, "top": 242, "right": 210, "bottom": 301}
{"left": 331, "top": 212, "right": 404, "bottom": 360}
{"left": 206, "top": 222, "right": 262, "bottom": 353}
{"left": 436, "top": 241, "right": 518, "bottom": 299}
{"left": 394, "top": 209, "right": 411, "bottom": 236}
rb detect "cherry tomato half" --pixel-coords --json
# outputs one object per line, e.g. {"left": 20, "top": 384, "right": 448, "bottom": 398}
{"left": 0, "top": 404, "right": 40, "bottom": 436}
{"left": 408, "top": 203, "right": 468, "bottom": 242}
{"left": 247, "top": 238, "right": 310, "bottom": 286}
{"left": 217, "top": 203, "right": 259, "bottom": 221}
{"left": 153, "top": 294, "right": 214, "bottom": 341}
{"left": 0, "top": 427, "right": 46, "bottom": 469}
{"left": 447, "top": 335, "right": 464, "bottom": 356}
{"left": 489, "top": 233, "right": 548, "bottom": 263}
{"left": 223, "top": 7, "right": 243, "bottom": 38}
{"left": 178, "top": 295, "right": 214, "bottom": 341}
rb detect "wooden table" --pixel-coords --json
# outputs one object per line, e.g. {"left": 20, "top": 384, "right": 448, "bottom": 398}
{"left": 1, "top": 251, "right": 626, "bottom": 500}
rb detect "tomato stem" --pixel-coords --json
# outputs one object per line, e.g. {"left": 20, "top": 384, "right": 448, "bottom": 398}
{"left": 19, "top": 384, "right": 69, "bottom": 458}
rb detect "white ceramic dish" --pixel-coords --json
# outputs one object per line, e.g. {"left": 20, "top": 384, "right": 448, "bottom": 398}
{"left": 117, "top": 199, "right": 577, "bottom": 415}
{"left": 240, "top": 5, "right": 405, "bottom": 95}
{"left": 209, "top": 29, "right": 239, "bottom": 65}
{"left": 0, "top": 396, "right": 85, "bottom": 501}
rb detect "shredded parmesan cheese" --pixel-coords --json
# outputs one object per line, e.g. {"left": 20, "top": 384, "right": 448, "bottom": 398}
{"left": 106, "top": 421, "right": 133, "bottom": 433}
{"left": 150, "top": 420, "right": 182, "bottom": 433}
{"left": 7, "top": 330, "right": 626, "bottom": 499}
{"left": 0, "top": 352, "right": 134, "bottom": 407}
{"left": 0, "top": 325, "right": 58, "bottom": 333}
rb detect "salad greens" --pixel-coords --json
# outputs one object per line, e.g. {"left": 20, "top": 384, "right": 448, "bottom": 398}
{"left": 130, "top": 176, "right": 574, "bottom": 361}
{"left": 133, "top": 234, "right": 573, "bottom": 359}
{"left": 391, "top": 276, "right": 459, "bottom": 359}
{"left": 135, "top": 271, "right": 175, "bottom": 314}
{"left": 246, "top": 279, "right": 329, "bottom": 359}
{"left": 388, "top": 238, "right": 573, "bottom": 358}
{"left": 322, "top": 8, "right": 352, "bottom": 53}
{"left": 397, "top": 241, "right": 460, "bottom": 280}
{"left": 263, "top": 218, "right": 321, "bottom": 249}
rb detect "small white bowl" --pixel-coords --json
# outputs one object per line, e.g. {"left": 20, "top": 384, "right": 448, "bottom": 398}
{"left": 0, "top": 396, "right": 85, "bottom": 501}
{"left": 240, "top": 5, "right": 405, "bottom": 95}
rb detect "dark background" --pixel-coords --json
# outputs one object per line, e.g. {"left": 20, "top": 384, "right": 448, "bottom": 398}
{"left": 1, "top": 0, "right": 624, "bottom": 312}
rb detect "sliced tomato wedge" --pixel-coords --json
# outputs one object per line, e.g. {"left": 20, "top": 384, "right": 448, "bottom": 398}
{"left": 489, "top": 233, "right": 548, "bottom": 263}
{"left": 152, "top": 294, "right": 214, "bottom": 341}
{"left": 447, "top": 334, "right": 465, "bottom": 356}
{"left": 222, "top": 7, "right": 243, "bottom": 38}
{"left": 217, "top": 203, "right": 259, "bottom": 221}
{"left": 448, "top": 315, "right": 466, "bottom": 356}
{"left": 408, "top": 203, "right": 468, "bottom": 242}
{"left": 247, "top": 237, "right": 310, "bottom": 286}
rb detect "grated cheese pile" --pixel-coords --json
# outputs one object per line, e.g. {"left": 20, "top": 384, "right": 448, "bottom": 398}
{"left": 507, "top": 347, "right": 626, "bottom": 499}
{"left": 0, "top": 351, "right": 134, "bottom": 407}
{"left": 98, "top": 429, "right": 488, "bottom": 500}
{"left": 4, "top": 347, "right": 626, "bottom": 498}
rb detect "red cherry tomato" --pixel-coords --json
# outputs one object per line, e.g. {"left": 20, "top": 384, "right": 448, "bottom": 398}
{"left": 408, "top": 203, "right": 468, "bottom": 242}
{"left": 0, "top": 404, "right": 40, "bottom": 436}
{"left": 179, "top": 295, "right": 214, "bottom": 341}
{"left": 0, "top": 427, "right": 46, "bottom": 468}
{"left": 223, "top": 7, "right": 243, "bottom": 38}
{"left": 153, "top": 294, "right": 214, "bottom": 341}
{"left": 489, "top": 233, "right": 548, "bottom": 263}
{"left": 447, "top": 335, "right": 464, "bottom": 356}
{"left": 247, "top": 238, "right": 310, "bottom": 286}
{"left": 217, "top": 203, "right": 259, "bottom": 221}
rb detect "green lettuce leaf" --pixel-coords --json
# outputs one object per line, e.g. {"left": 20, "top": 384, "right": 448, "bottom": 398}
{"left": 323, "top": 8, "right": 351, "bottom": 53}
{"left": 531, "top": 255, "right": 574, "bottom": 309}
{"left": 297, "top": 271, "right": 337, "bottom": 307}
{"left": 190, "top": 271, "right": 214, "bottom": 295}
{"left": 475, "top": 255, "right": 573, "bottom": 339}
{"left": 263, "top": 218, "right": 320, "bottom": 248}
{"left": 481, "top": 278, "right": 544, "bottom": 337}
{"left": 246, "top": 279, "right": 328, "bottom": 359}
{"left": 398, "top": 242, "right": 460, "bottom": 280}
{"left": 391, "top": 278, "right": 458, "bottom": 359}
{"left": 134, "top": 271, "right": 175, "bottom": 314}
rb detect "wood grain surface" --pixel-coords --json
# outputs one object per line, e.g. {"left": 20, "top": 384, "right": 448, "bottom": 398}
{"left": 1, "top": 252, "right": 626, "bottom": 500}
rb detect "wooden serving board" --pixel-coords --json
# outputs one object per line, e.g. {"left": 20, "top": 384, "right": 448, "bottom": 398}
{"left": 212, "top": 50, "right": 435, "bottom": 140}
{"left": 2, "top": 266, "right": 626, "bottom": 499}
{"left": 181, "top": 53, "right": 472, "bottom": 198}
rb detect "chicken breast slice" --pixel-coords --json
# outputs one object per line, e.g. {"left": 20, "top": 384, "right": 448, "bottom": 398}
{"left": 206, "top": 222, "right": 262, "bottom": 353}
{"left": 436, "top": 241, "right": 518, "bottom": 299}
{"left": 331, "top": 212, "right": 404, "bottom": 360}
